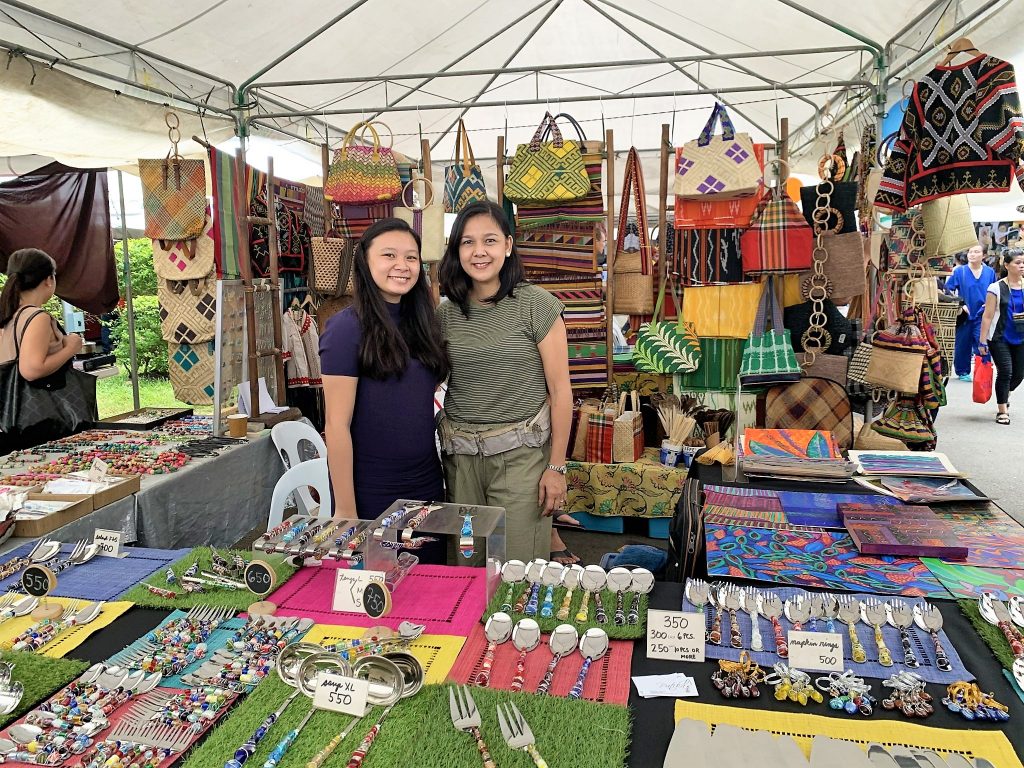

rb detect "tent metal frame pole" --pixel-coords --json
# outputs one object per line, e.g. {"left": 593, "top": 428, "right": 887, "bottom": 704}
{"left": 115, "top": 169, "right": 140, "bottom": 411}
{"left": 592, "top": 0, "right": 821, "bottom": 118}
{"left": 427, "top": 0, "right": 565, "bottom": 150}
{"left": 364, "top": 0, "right": 560, "bottom": 126}
{"left": 581, "top": 0, "right": 778, "bottom": 141}
{"left": 774, "top": 0, "right": 884, "bottom": 54}
{"left": 245, "top": 79, "right": 872, "bottom": 124}
{"left": 251, "top": 46, "right": 872, "bottom": 90}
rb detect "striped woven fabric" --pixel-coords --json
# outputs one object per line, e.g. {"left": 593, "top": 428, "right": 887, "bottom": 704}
{"left": 207, "top": 147, "right": 251, "bottom": 279}
{"left": 329, "top": 202, "right": 396, "bottom": 240}
{"left": 516, "top": 156, "right": 604, "bottom": 229}
{"left": 527, "top": 272, "right": 605, "bottom": 328}
{"left": 675, "top": 228, "right": 744, "bottom": 285}
{"left": 567, "top": 324, "right": 608, "bottom": 390}
{"left": 517, "top": 221, "right": 599, "bottom": 273}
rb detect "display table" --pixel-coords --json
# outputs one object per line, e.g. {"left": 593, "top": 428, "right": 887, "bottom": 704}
{"left": 567, "top": 447, "right": 684, "bottom": 518}
{"left": 2, "top": 433, "right": 282, "bottom": 548}
{"left": 628, "top": 582, "right": 1023, "bottom": 767}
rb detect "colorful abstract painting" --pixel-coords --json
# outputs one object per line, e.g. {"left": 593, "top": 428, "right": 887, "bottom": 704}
{"left": 704, "top": 519, "right": 950, "bottom": 598}
{"left": 840, "top": 504, "right": 968, "bottom": 560}
{"left": 848, "top": 451, "right": 959, "bottom": 476}
{"left": 932, "top": 505, "right": 1024, "bottom": 569}
{"left": 779, "top": 491, "right": 899, "bottom": 528}
{"left": 878, "top": 476, "right": 988, "bottom": 504}
{"left": 921, "top": 558, "right": 1024, "bottom": 600}
{"left": 744, "top": 429, "right": 840, "bottom": 459}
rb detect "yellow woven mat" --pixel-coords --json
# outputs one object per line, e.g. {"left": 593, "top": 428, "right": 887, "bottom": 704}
{"left": 674, "top": 700, "right": 1022, "bottom": 768}
{"left": 0, "top": 599, "right": 133, "bottom": 658}
{"left": 301, "top": 624, "right": 465, "bottom": 685}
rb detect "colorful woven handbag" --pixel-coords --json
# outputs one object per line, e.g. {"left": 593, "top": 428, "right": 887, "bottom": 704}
{"left": 740, "top": 191, "right": 813, "bottom": 274}
{"left": 674, "top": 338, "right": 745, "bottom": 391}
{"left": 739, "top": 277, "right": 802, "bottom": 388}
{"left": 674, "top": 144, "right": 766, "bottom": 228}
{"left": 922, "top": 195, "right": 977, "bottom": 261}
{"left": 612, "top": 391, "right": 645, "bottom": 464}
{"left": 504, "top": 113, "right": 591, "bottom": 204}
{"left": 871, "top": 396, "right": 935, "bottom": 444}
{"left": 168, "top": 340, "right": 216, "bottom": 405}
{"left": 675, "top": 228, "right": 744, "bottom": 285}
{"left": 612, "top": 149, "right": 654, "bottom": 314}
{"left": 444, "top": 120, "right": 488, "bottom": 213}
{"left": 674, "top": 103, "right": 761, "bottom": 200}
{"left": 139, "top": 157, "right": 207, "bottom": 244}
{"left": 680, "top": 282, "right": 764, "bottom": 338}
{"left": 152, "top": 209, "right": 215, "bottom": 280}
{"left": 585, "top": 404, "right": 616, "bottom": 464}
{"left": 885, "top": 208, "right": 926, "bottom": 271}
{"left": 324, "top": 121, "right": 402, "bottom": 204}
{"left": 633, "top": 276, "right": 701, "bottom": 374}
{"left": 157, "top": 276, "right": 217, "bottom": 344}
{"left": 765, "top": 376, "right": 854, "bottom": 451}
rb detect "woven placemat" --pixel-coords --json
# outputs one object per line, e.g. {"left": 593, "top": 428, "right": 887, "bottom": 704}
{"left": 268, "top": 564, "right": 487, "bottom": 636}
{"left": 301, "top": 623, "right": 464, "bottom": 685}
{"left": 0, "top": 544, "right": 189, "bottom": 601}
{"left": 672, "top": 699, "right": 1022, "bottom": 768}
{"left": 680, "top": 581, "right": 971, "bottom": 684}
{"left": 447, "top": 621, "right": 633, "bottom": 704}
{"left": 0, "top": 599, "right": 133, "bottom": 658}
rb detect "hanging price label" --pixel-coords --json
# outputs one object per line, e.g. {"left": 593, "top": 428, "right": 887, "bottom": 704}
{"left": 332, "top": 569, "right": 387, "bottom": 614}
{"left": 788, "top": 631, "right": 844, "bottom": 673}
{"left": 92, "top": 529, "right": 123, "bottom": 558}
{"left": 312, "top": 673, "right": 369, "bottom": 716}
{"left": 646, "top": 610, "right": 705, "bottom": 662}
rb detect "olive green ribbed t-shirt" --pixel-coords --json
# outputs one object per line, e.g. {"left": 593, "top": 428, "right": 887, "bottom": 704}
{"left": 438, "top": 284, "right": 564, "bottom": 424}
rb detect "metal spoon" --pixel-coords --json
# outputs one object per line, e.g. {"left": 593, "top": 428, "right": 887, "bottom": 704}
{"left": 606, "top": 567, "right": 634, "bottom": 626}
{"left": 885, "top": 600, "right": 921, "bottom": 668}
{"left": 741, "top": 587, "right": 764, "bottom": 652}
{"left": 913, "top": 602, "right": 953, "bottom": 672}
{"left": 539, "top": 561, "right": 565, "bottom": 619}
{"left": 518, "top": 559, "right": 546, "bottom": 616}
{"left": 499, "top": 560, "right": 527, "bottom": 613}
{"left": 757, "top": 592, "right": 788, "bottom": 658}
{"left": 684, "top": 579, "right": 711, "bottom": 640}
{"left": 575, "top": 565, "right": 607, "bottom": 624}
{"left": 627, "top": 568, "right": 654, "bottom": 625}
{"left": 509, "top": 618, "right": 541, "bottom": 693}
{"left": 474, "top": 611, "right": 513, "bottom": 687}
{"left": 568, "top": 627, "right": 609, "bottom": 700}
{"left": 536, "top": 624, "right": 579, "bottom": 695}
{"left": 557, "top": 564, "right": 584, "bottom": 621}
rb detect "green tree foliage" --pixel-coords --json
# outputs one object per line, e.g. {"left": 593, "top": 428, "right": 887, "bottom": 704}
{"left": 115, "top": 238, "right": 157, "bottom": 298}
{"left": 113, "top": 295, "right": 167, "bottom": 376}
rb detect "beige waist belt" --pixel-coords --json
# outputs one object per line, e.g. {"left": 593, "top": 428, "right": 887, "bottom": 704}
{"left": 439, "top": 403, "right": 551, "bottom": 457}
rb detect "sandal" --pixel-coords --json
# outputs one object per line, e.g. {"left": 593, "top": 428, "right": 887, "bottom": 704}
{"left": 996, "top": 413, "right": 1010, "bottom": 425}
{"left": 554, "top": 513, "right": 584, "bottom": 530}
{"left": 549, "top": 549, "right": 581, "bottom": 565}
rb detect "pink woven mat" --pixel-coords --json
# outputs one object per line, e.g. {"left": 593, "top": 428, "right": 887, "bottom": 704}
{"left": 267, "top": 563, "right": 487, "bottom": 636}
{"left": 447, "top": 622, "right": 633, "bottom": 705}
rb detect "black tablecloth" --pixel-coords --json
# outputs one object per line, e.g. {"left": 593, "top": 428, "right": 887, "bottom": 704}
{"left": 628, "top": 583, "right": 1023, "bottom": 767}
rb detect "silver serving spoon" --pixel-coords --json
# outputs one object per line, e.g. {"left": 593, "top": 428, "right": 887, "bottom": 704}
{"left": 509, "top": 618, "right": 541, "bottom": 692}
{"left": 576, "top": 565, "right": 607, "bottom": 624}
{"left": 568, "top": 627, "right": 609, "bottom": 700}
{"left": 557, "top": 564, "right": 584, "bottom": 621}
{"left": 539, "top": 561, "right": 565, "bottom": 619}
{"left": 606, "top": 567, "right": 634, "bottom": 626}
{"left": 499, "top": 560, "right": 527, "bottom": 613}
{"left": 757, "top": 592, "right": 788, "bottom": 658}
{"left": 685, "top": 579, "right": 711, "bottom": 640}
{"left": 627, "top": 568, "right": 655, "bottom": 625}
{"left": 536, "top": 623, "right": 579, "bottom": 695}
{"left": 519, "top": 558, "right": 547, "bottom": 616}
{"left": 741, "top": 587, "right": 764, "bottom": 652}
{"left": 913, "top": 602, "right": 952, "bottom": 672}
{"left": 474, "top": 611, "right": 513, "bottom": 687}
{"left": 885, "top": 600, "right": 921, "bottom": 668}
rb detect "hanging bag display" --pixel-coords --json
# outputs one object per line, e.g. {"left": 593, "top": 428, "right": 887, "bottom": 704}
{"left": 157, "top": 275, "right": 217, "bottom": 344}
{"left": 680, "top": 282, "right": 764, "bottom": 338}
{"left": 740, "top": 190, "right": 813, "bottom": 274}
{"left": 675, "top": 227, "right": 744, "bottom": 285}
{"left": 800, "top": 141, "right": 859, "bottom": 235}
{"left": 152, "top": 209, "right": 216, "bottom": 280}
{"left": 612, "top": 391, "right": 645, "bottom": 463}
{"left": 673, "top": 102, "right": 761, "bottom": 200}
{"left": 324, "top": 121, "right": 403, "bottom": 204}
{"left": 674, "top": 144, "right": 766, "bottom": 229}
{"left": 765, "top": 376, "right": 854, "bottom": 451}
{"left": 394, "top": 175, "right": 445, "bottom": 262}
{"left": 139, "top": 114, "right": 206, "bottom": 244}
{"left": 168, "top": 340, "right": 217, "bottom": 405}
{"left": 885, "top": 208, "right": 926, "bottom": 271}
{"left": 739, "top": 276, "right": 802, "bottom": 387}
{"left": 633, "top": 275, "right": 701, "bottom": 374}
{"left": 309, "top": 236, "right": 354, "bottom": 298}
{"left": 504, "top": 112, "right": 591, "bottom": 204}
{"left": 612, "top": 148, "right": 654, "bottom": 314}
{"left": 922, "top": 195, "right": 977, "bottom": 262}
{"left": 444, "top": 119, "right": 488, "bottom": 213}
{"left": 796, "top": 175, "right": 867, "bottom": 304}
{"left": 865, "top": 321, "right": 928, "bottom": 395}
{"left": 871, "top": 396, "right": 935, "bottom": 444}
{"left": 674, "top": 338, "right": 745, "bottom": 391}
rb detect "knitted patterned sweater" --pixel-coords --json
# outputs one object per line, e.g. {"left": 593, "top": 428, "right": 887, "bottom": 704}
{"left": 875, "top": 54, "right": 1024, "bottom": 212}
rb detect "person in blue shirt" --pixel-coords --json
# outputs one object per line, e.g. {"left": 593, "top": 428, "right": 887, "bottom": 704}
{"left": 944, "top": 244, "right": 996, "bottom": 381}
{"left": 979, "top": 248, "right": 1024, "bottom": 424}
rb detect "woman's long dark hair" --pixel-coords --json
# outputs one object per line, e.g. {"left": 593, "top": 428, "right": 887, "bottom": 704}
{"left": 438, "top": 200, "right": 525, "bottom": 318}
{"left": 0, "top": 248, "right": 56, "bottom": 328}
{"left": 352, "top": 218, "right": 449, "bottom": 382}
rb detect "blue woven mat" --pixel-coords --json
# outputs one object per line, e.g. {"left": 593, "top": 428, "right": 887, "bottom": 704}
{"left": 681, "top": 581, "right": 972, "bottom": 684}
{"left": 0, "top": 544, "right": 189, "bottom": 601}
{"left": 107, "top": 610, "right": 246, "bottom": 688}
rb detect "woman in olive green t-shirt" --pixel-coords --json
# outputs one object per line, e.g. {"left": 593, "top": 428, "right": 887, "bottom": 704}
{"left": 437, "top": 201, "right": 573, "bottom": 563}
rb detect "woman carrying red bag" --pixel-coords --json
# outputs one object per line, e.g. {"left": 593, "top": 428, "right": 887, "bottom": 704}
{"left": 979, "top": 248, "right": 1024, "bottom": 424}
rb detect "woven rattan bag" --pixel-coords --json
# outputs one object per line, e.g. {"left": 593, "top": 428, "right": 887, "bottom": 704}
{"left": 309, "top": 236, "right": 354, "bottom": 298}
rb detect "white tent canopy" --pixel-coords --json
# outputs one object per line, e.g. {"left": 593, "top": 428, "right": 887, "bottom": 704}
{"left": 2, "top": 0, "right": 1024, "bottom": 215}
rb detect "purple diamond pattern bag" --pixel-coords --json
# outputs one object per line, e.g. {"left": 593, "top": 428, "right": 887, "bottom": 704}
{"left": 674, "top": 102, "right": 761, "bottom": 200}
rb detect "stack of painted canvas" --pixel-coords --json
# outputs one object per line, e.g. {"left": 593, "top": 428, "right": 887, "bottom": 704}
{"left": 516, "top": 117, "right": 608, "bottom": 391}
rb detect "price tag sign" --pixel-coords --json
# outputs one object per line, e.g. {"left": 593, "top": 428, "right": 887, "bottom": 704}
{"left": 92, "top": 529, "right": 123, "bottom": 558}
{"left": 362, "top": 581, "right": 392, "bottom": 619}
{"left": 88, "top": 458, "right": 109, "bottom": 483}
{"left": 312, "top": 673, "right": 369, "bottom": 716}
{"left": 22, "top": 565, "right": 56, "bottom": 597}
{"left": 244, "top": 560, "right": 277, "bottom": 597}
{"left": 646, "top": 610, "right": 705, "bottom": 662}
{"left": 788, "top": 630, "right": 844, "bottom": 673}
{"left": 332, "top": 569, "right": 387, "bottom": 614}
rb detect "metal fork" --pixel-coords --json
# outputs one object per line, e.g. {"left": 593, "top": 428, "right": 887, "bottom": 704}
{"left": 837, "top": 596, "right": 867, "bottom": 663}
{"left": 449, "top": 686, "right": 497, "bottom": 768}
{"left": 0, "top": 593, "right": 17, "bottom": 613}
{"left": 50, "top": 540, "right": 87, "bottom": 577}
{"left": 742, "top": 587, "right": 763, "bottom": 652}
{"left": 861, "top": 598, "right": 893, "bottom": 667}
{"left": 497, "top": 701, "right": 548, "bottom": 768}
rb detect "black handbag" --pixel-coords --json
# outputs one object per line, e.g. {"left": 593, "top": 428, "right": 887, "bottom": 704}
{"left": 800, "top": 181, "right": 858, "bottom": 235}
{"left": 784, "top": 298, "right": 855, "bottom": 356}
{"left": 0, "top": 309, "right": 97, "bottom": 453}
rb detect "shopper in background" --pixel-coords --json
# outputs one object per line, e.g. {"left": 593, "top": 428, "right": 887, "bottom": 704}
{"left": 437, "top": 201, "right": 573, "bottom": 563}
{"left": 319, "top": 219, "right": 450, "bottom": 520}
{"left": 979, "top": 248, "right": 1024, "bottom": 424}
{"left": 945, "top": 243, "right": 996, "bottom": 381}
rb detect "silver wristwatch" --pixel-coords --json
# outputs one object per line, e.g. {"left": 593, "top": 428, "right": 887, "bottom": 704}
{"left": 546, "top": 463, "right": 567, "bottom": 474}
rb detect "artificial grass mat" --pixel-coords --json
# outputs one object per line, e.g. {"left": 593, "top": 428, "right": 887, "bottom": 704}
{"left": 119, "top": 547, "right": 297, "bottom": 610}
{"left": 0, "top": 651, "right": 90, "bottom": 728}
{"left": 958, "top": 599, "right": 1016, "bottom": 672}
{"left": 182, "top": 676, "right": 630, "bottom": 768}
{"left": 483, "top": 583, "right": 648, "bottom": 639}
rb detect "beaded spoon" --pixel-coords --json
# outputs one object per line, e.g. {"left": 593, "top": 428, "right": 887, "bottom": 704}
{"left": 538, "top": 561, "right": 564, "bottom": 619}
{"left": 556, "top": 564, "right": 584, "bottom": 621}
{"left": 499, "top": 560, "right": 527, "bottom": 613}
{"left": 474, "top": 612, "right": 512, "bottom": 687}
{"left": 536, "top": 624, "right": 578, "bottom": 696}
{"left": 575, "top": 565, "right": 607, "bottom": 624}
{"left": 568, "top": 628, "right": 609, "bottom": 700}
{"left": 518, "top": 559, "right": 546, "bottom": 617}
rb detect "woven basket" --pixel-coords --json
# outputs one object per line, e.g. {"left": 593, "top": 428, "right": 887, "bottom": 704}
{"left": 157, "top": 276, "right": 217, "bottom": 344}
{"left": 309, "top": 236, "right": 353, "bottom": 297}
{"left": 168, "top": 340, "right": 216, "bottom": 405}
{"left": 918, "top": 302, "right": 958, "bottom": 362}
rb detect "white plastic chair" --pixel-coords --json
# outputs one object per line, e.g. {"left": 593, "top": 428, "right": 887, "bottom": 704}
{"left": 271, "top": 421, "right": 328, "bottom": 513}
{"left": 268, "top": 457, "right": 332, "bottom": 529}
